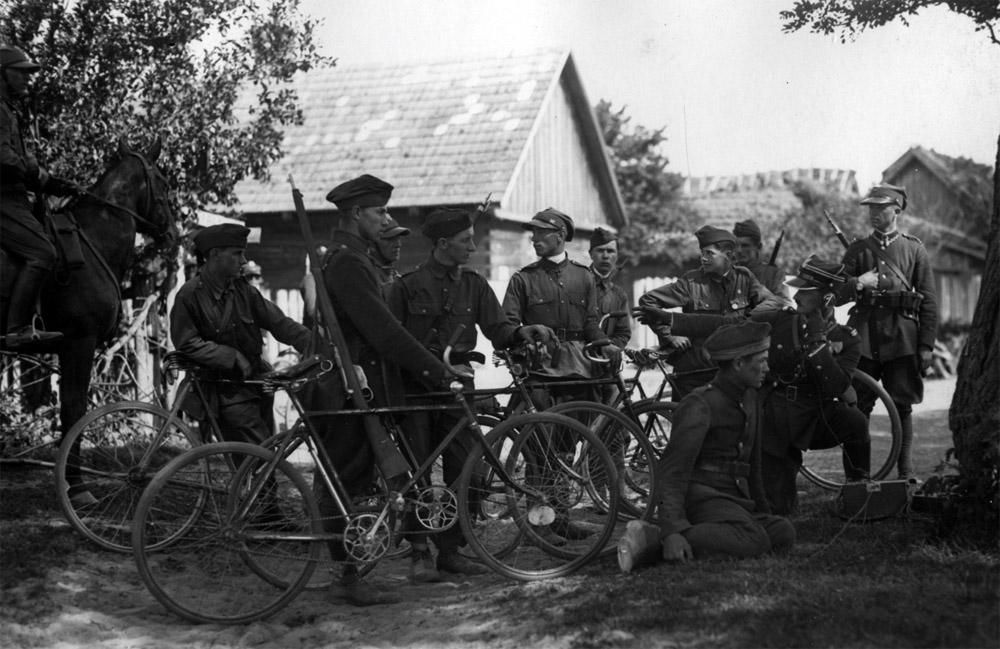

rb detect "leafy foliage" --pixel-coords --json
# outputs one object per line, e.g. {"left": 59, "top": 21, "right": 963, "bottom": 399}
{"left": 780, "top": 0, "right": 1000, "bottom": 46}
{"left": 1, "top": 0, "right": 332, "bottom": 228}
{"left": 778, "top": 179, "right": 869, "bottom": 272}
{"left": 595, "top": 100, "right": 699, "bottom": 275}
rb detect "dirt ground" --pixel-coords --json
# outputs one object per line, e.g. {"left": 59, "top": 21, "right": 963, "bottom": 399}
{"left": 0, "top": 378, "right": 962, "bottom": 649}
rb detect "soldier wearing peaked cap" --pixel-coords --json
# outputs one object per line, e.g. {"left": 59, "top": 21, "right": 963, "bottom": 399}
{"left": 369, "top": 215, "right": 410, "bottom": 295}
{"left": 616, "top": 320, "right": 794, "bottom": 572}
{"left": 1, "top": 45, "right": 83, "bottom": 348}
{"left": 170, "top": 223, "right": 312, "bottom": 449}
{"left": 733, "top": 219, "right": 788, "bottom": 298}
{"left": 306, "top": 174, "right": 450, "bottom": 606}
{"left": 836, "top": 183, "right": 937, "bottom": 480}
{"left": 633, "top": 224, "right": 789, "bottom": 399}
{"left": 750, "top": 255, "right": 870, "bottom": 514}
{"left": 387, "top": 207, "right": 550, "bottom": 579}
{"left": 503, "top": 207, "right": 610, "bottom": 383}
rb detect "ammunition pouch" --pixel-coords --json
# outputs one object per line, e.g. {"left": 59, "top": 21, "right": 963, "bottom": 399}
{"left": 856, "top": 290, "right": 923, "bottom": 312}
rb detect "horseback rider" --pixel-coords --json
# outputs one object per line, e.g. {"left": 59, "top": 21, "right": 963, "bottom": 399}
{"left": 1, "top": 45, "right": 81, "bottom": 348}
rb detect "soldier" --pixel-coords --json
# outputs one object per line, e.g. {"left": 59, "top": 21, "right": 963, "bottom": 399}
{"left": 0, "top": 46, "right": 80, "bottom": 347}
{"left": 309, "top": 174, "right": 451, "bottom": 606}
{"left": 370, "top": 215, "right": 409, "bottom": 293}
{"left": 733, "top": 219, "right": 788, "bottom": 297}
{"left": 241, "top": 260, "right": 264, "bottom": 290}
{"left": 752, "top": 255, "right": 870, "bottom": 514}
{"left": 588, "top": 227, "right": 631, "bottom": 404}
{"left": 633, "top": 225, "right": 788, "bottom": 398}
{"left": 837, "top": 184, "right": 937, "bottom": 479}
{"left": 387, "top": 207, "right": 549, "bottom": 581}
{"left": 170, "top": 224, "right": 312, "bottom": 445}
{"left": 616, "top": 320, "right": 795, "bottom": 572}
{"left": 502, "top": 207, "right": 610, "bottom": 396}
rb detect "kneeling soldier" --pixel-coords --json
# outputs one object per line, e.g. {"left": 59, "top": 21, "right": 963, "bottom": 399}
{"left": 617, "top": 321, "right": 794, "bottom": 571}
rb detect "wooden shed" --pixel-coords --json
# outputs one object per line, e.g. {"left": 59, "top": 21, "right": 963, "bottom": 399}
{"left": 231, "top": 48, "right": 626, "bottom": 313}
{"left": 881, "top": 146, "right": 991, "bottom": 326}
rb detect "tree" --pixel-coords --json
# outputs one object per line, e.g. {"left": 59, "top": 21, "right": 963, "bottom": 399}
{"left": 782, "top": 0, "right": 999, "bottom": 543}
{"left": 595, "top": 100, "right": 699, "bottom": 276}
{"left": 2, "top": 0, "right": 331, "bottom": 234}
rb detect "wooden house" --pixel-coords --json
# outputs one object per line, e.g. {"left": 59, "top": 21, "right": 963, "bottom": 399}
{"left": 231, "top": 49, "right": 626, "bottom": 314}
{"left": 881, "top": 146, "right": 991, "bottom": 326}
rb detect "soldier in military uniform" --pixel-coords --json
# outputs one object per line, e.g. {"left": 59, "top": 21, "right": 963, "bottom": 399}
{"left": 837, "top": 184, "right": 937, "bottom": 479}
{"left": 588, "top": 227, "right": 631, "bottom": 404}
{"left": 502, "top": 208, "right": 611, "bottom": 395}
{"left": 733, "top": 219, "right": 788, "bottom": 298}
{"left": 633, "top": 225, "right": 788, "bottom": 398}
{"left": 170, "top": 224, "right": 312, "bottom": 445}
{"left": 309, "top": 174, "right": 451, "bottom": 606}
{"left": 616, "top": 321, "right": 795, "bottom": 572}
{"left": 388, "top": 208, "right": 549, "bottom": 580}
{"left": 752, "top": 255, "right": 870, "bottom": 515}
{"left": 370, "top": 215, "right": 409, "bottom": 294}
{"left": 1, "top": 46, "right": 80, "bottom": 347}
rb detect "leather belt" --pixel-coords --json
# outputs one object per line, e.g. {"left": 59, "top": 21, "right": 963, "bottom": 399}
{"left": 554, "top": 329, "right": 586, "bottom": 342}
{"left": 780, "top": 384, "right": 821, "bottom": 401}
{"left": 695, "top": 460, "right": 750, "bottom": 477}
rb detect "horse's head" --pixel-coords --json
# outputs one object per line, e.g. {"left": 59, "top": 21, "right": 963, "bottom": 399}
{"left": 111, "top": 135, "right": 178, "bottom": 245}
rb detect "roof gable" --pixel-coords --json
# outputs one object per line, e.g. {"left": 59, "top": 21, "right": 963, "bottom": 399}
{"left": 232, "top": 49, "right": 620, "bottom": 216}
{"left": 882, "top": 145, "right": 993, "bottom": 204}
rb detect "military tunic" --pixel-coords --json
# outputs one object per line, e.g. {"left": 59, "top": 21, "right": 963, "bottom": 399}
{"left": 638, "top": 266, "right": 787, "bottom": 396}
{"left": 654, "top": 372, "right": 794, "bottom": 558}
{"left": 170, "top": 273, "right": 312, "bottom": 443}
{"left": 591, "top": 267, "right": 632, "bottom": 349}
{"left": 0, "top": 97, "right": 56, "bottom": 271}
{"left": 502, "top": 257, "right": 603, "bottom": 379}
{"left": 387, "top": 254, "right": 519, "bottom": 552}
{"left": 744, "top": 260, "right": 787, "bottom": 298}
{"left": 751, "top": 308, "right": 870, "bottom": 513}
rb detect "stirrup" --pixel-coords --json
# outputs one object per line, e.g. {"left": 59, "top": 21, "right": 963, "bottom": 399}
{"left": 2, "top": 315, "right": 63, "bottom": 348}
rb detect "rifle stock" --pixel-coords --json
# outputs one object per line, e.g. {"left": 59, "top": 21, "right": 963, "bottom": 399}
{"left": 289, "top": 176, "right": 410, "bottom": 479}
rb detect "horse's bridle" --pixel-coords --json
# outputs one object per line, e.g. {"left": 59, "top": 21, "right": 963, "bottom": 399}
{"left": 77, "top": 151, "right": 172, "bottom": 238}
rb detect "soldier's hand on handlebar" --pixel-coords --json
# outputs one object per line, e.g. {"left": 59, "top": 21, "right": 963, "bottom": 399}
{"left": 518, "top": 324, "right": 555, "bottom": 344}
{"left": 631, "top": 306, "right": 673, "bottom": 326}
{"left": 662, "top": 335, "right": 691, "bottom": 351}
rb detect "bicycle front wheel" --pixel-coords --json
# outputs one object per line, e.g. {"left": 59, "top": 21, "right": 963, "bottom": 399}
{"left": 132, "top": 442, "right": 322, "bottom": 624}
{"left": 55, "top": 400, "right": 200, "bottom": 552}
{"left": 457, "top": 412, "right": 619, "bottom": 580}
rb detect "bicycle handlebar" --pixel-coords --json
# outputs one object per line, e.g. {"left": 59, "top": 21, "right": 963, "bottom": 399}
{"left": 442, "top": 324, "right": 475, "bottom": 380}
{"left": 583, "top": 339, "right": 612, "bottom": 364}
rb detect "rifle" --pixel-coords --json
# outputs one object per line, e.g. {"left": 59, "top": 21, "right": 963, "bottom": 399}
{"left": 768, "top": 229, "right": 784, "bottom": 266}
{"left": 824, "top": 210, "right": 851, "bottom": 249}
{"left": 475, "top": 192, "right": 493, "bottom": 218}
{"left": 288, "top": 175, "right": 410, "bottom": 479}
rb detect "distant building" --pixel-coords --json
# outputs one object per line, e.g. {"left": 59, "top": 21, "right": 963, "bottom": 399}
{"left": 230, "top": 49, "right": 626, "bottom": 302}
{"left": 881, "top": 146, "right": 991, "bottom": 326}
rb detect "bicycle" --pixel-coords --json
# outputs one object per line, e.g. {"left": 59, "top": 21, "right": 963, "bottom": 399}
{"left": 130, "top": 345, "right": 622, "bottom": 624}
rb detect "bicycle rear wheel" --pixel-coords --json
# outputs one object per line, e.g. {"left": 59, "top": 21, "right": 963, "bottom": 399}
{"left": 55, "top": 400, "right": 200, "bottom": 552}
{"left": 799, "top": 370, "right": 902, "bottom": 490}
{"left": 132, "top": 442, "right": 322, "bottom": 624}
{"left": 457, "top": 412, "right": 619, "bottom": 580}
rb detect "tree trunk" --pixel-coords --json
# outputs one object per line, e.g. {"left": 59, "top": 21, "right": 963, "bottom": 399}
{"left": 949, "top": 131, "right": 1000, "bottom": 490}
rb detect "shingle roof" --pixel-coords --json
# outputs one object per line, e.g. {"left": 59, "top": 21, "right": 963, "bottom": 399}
{"left": 883, "top": 146, "right": 993, "bottom": 206}
{"left": 233, "top": 49, "right": 571, "bottom": 213}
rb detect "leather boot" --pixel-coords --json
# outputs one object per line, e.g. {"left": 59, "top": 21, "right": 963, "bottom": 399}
{"left": 3, "top": 266, "right": 62, "bottom": 348}
{"left": 843, "top": 438, "right": 871, "bottom": 482}
{"left": 896, "top": 409, "right": 914, "bottom": 479}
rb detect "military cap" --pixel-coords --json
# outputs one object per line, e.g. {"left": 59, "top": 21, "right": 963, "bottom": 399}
{"left": 325, "top": 174, "right": 394, "bottom": 211}
{"left": 193, "top": 223, "right": 250, "bottom": 255}
{"left": 732, "top": 219, "right": 762, "bottom": 245}
{"left": 589, "top": 227, "right": 618, "bottom": 250}
{"left": 695, "top": 225, "right": 737, "bottom": 249}
{"left": 704, "top": 320, "right": 772, "bottom": 361}
{"left": 422, "top": 208, "right": 472, "bottom": 240}
{"left": 523, "top": 207, "right": 574, "bottom": 241}
{"left": 0, "top": 46, "right": 40, "bottom": 72}
{"left": 784, "top": 254, "right": 846, "bottom": 291}
{"left": 379, "top": 216, "right": 411, "bottom": 239}
{"left": 860, "top": 183, "right": 907, "bottom": 210}
{"left": 242, "top": 260, "right": 262, "bottom": 277}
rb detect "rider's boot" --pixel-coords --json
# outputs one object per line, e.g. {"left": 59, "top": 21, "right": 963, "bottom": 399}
{"left": 3, "top": 266, "right": 62, "bottom": 348}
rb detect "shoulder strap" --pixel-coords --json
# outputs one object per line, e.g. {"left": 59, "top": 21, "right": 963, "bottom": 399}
{"left": 863, "top": 238, "right": 913, "bottom": 292}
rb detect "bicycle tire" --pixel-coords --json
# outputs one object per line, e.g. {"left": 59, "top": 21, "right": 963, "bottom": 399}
{"left": 799, "top": 369, "right": 902, "bottom": 490}
{"left": 55, "top": 400, "right": 201, "bottom": 552}
{"left": 547, "top": 400, "right": 658, "bottom": 520}
{"left": 628, "top": 400, "right": 677, "bottom": 466}
{"left": 132, "top": 442, "right": 322, "bottom": 624}
{"left": 457, "top": 412, "right": 619, "bottom": 580}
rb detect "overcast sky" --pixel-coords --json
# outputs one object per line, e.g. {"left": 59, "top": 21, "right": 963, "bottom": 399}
{"left": 300, "top": 0, "right": 999, "bottom": 191}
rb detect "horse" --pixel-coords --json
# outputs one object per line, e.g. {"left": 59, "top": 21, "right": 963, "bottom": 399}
{"left": 0, "top": 136, "right": 177, "bottom": 488}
